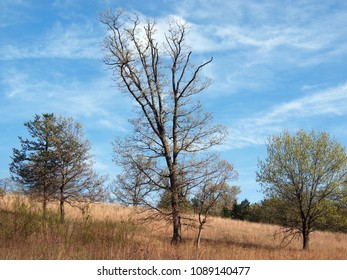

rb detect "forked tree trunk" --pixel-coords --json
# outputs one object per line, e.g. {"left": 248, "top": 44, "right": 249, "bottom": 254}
{"left": 196, "top": 214, "right": 206, "bottom": 249}
{"left": 100, "top": 10, "right": 221, "bottom": 247}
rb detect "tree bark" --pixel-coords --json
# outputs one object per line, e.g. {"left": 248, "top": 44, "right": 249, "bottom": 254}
{"left": 42, "top": 198, "right": 47, "bottom": 220}
{"left": 172, "top": 213, "right": 181, "bottom": 244}
{"left": 302, "top": 220, "right": 310, "bottom": 250}
{"left": 302, "top": 231, "right": 309, "bottom": 250}
{"left": 196, "top": 224, "right": 203, "bottom": 249}
{"left": 100, "top": 10, "right": 223, "bottom": 246}
{"left": 60, "top": 187, "right": 65, "bottom": 223}
{"left": 171, "top": 189, "right": 182, "bottom": 244}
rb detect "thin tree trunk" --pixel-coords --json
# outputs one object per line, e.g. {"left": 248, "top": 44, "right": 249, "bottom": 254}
{"left": 60, "top": 200, "right": 64, "bottom": 223}
{"left": 60, "top": 187, "right": 65, "bottom": 223}
{"left": 42, "top": 199, "right": 47, "bottom": 220}
{"left": 196, "top": 213, "right": 206, "bottom": 249}
{"left": 42, "top": 182, "right": 48, "bottom": 220}
{"left": 196, "top": 224, "right": 203, "bottom": 249}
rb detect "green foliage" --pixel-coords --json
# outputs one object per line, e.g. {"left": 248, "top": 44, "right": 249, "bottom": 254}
{"left": 231, "top": 199, "right": 251, "bottom": 220}
{"left": 193, "top": 183, "right": 240, "bottom": 217}
{"left": 247, "top": 198, "right": 294, "bottom": 225}
{"left": 157, "top": 189, "right": 192, "bottom": 212}
{"left": 248, "top": 197, "right": 347, "bottom": 233}
{"left": 256, "top": 130, "right": 347, "bottom": 248}
{"left": 314, "top": 199, "right": 347, "bottom": 232}
{"left": 157, "top": 190, "right": 171, "bottom": 210}
{"left": 221, "top": 207, "right": 232, "bottom": 218}
{"left": 10, "top": 113, "right": 106, "bottom": 221}
{"left": 10, "top": 113, "right": 59, "bottom": 206}
{"left": 257, "top": 130, "right": 347, "bottom": 201}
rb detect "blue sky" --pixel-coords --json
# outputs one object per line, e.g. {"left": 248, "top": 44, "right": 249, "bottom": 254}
{"left": 1, "top": 0, "right": 347, "bottom": 203}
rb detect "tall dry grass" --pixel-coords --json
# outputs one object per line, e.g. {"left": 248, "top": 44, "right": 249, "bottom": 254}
{"left": 0, "top": 194, "right": 346, "bottom": 260}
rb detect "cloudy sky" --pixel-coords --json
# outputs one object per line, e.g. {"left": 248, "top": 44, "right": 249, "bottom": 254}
{"left": 1, "top": 0, "right": 347, "bottom": 202}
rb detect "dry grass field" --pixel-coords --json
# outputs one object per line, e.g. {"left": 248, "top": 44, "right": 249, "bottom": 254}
{"left": 0, "top": 194, "right": 346, "bottom": 260}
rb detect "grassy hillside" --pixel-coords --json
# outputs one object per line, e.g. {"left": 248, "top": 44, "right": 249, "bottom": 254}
{"left": 0, "top": 195, "right": 346, "bottom": 260}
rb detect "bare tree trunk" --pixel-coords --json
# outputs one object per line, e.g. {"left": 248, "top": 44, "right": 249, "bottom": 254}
{"left": 303, "top": 235, "right": 309, "bottom": 250}
{"left": 301, "top": 218, "right": 310, "bottom": 249}
{"left": 171, "top": 189, "right": 182, "bottom": 244}
{"left": 196, "top": 224, "right": 203, "bottom": 248}
{"left": 302, "top": 227, "right": 309, "bottom": 250}
{"left": 60, "top": 187, "right": 65, "bottom": 223}
{"left": 172, "top": 213, "right": 181, "bottom": 244}
{"left": 42, "top": 182, "right": 48, "bottom": 220}
{"left": 100, "top": 10, "right": 225, "bottom": 246}
{"left": 42, "top": 198, "right": 47, "bottom": 220}
{"left": 60, "top": 200, "right": 65, "bottom": 223}
{"left": 196, "top": 213, "right": 206, "bottom": 249}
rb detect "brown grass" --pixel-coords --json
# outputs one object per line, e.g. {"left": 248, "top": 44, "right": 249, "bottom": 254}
{"left": 0, "top": 195, "right": 346, "bottom": 260}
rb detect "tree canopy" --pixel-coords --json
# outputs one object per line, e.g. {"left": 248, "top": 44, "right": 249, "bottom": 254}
{"left": 10, "top": 113, "right": 106, "bottom": 221}
{"left": 256, "top": 130, "right": 347, "bottom": 249}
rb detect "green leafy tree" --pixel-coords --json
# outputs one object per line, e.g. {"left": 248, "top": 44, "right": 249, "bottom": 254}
{"left": 208, "top": 185, "right": 240, "bottom": 217}
{"left": 53, "top": 117, "right": 106, "bottom": 222}
{"left": 10, "top": 113, "right": 106, "bottom": 222}
{"left": 10, "top": 114, "right": 60, "bottom": 218}
{"left": 157, "top": 188, "right": 191, "bottom": 212}
{"left": 256, "top": 130, "right": 347, "bottom": 249}
{"left": 231, "top": 199, "right": 251, "bottom": 220}
{"left": 248, "top": 198, "right": 288, "bottom": 224}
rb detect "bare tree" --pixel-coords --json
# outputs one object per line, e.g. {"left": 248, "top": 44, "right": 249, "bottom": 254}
{"left": 111, "top": 149, "right": 156, "bottom": 207}
{"left": 101, "top": 9, "right": 228, "bottom": 243}
{"left": 192, "top": 158, "right": 238, "bottom": 248}
{"left": 0, "top": 178, "right": 10, "bottom": 197}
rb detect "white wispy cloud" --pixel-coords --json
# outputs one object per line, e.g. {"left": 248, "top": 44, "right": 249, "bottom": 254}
{"left": 0, "top": 0, "right": 29, "bottom": 28}
{"left": 1, "top": 20, "right": 102, "bottom": 60}
{"left": 175, "top": 0, "right": 347, "bottom": 69}
{"left": 0, "top": 66, "right": 130, "bottom": 131}
{"left": 144, "top": 1, "right": 345, "bottom": 102}
{"left": 227, "top": 82, "right": 347, "bottom": 149}
{"left": 260, "top": 83, "right": 347, "bottom": 122}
